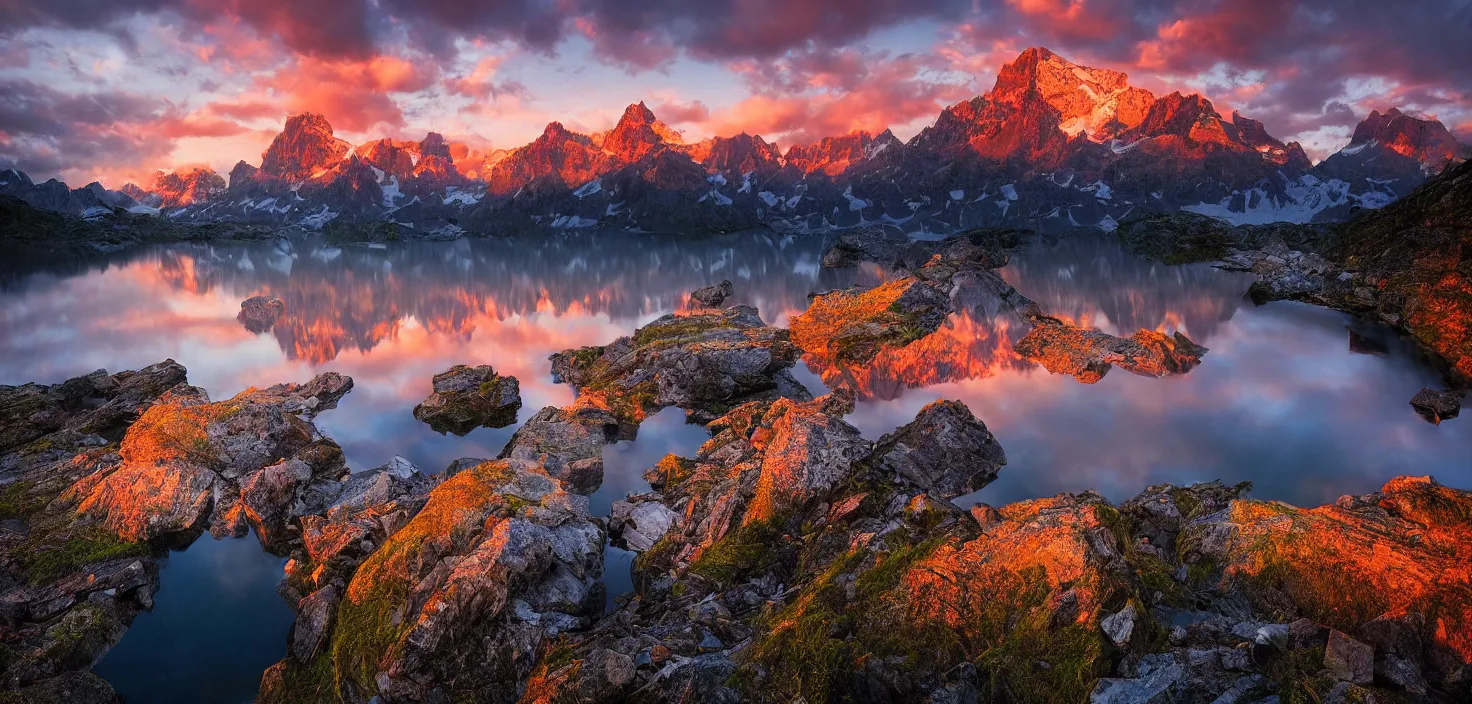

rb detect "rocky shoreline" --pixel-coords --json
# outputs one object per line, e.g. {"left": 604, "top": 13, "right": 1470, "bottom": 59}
{"left": 0, "top": 214, "right": 1468, "bottom": 703}
{"left": 1117, "top": 156, "right": 1472, "bottom": 415}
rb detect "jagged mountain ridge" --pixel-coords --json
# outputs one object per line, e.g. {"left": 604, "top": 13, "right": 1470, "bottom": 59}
{"left": 5, "top": 47, "right": 1467, "bottom": 237}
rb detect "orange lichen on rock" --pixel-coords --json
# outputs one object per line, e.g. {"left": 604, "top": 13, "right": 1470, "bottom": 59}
{"left": 1200, "top": 476, "right": 1472, "bottom": 665}
{"left": 742, "top": 397, "right": 870, "bottom": 526}
{"left": 1014, "top": 318, "right": 1207, "bottom": 383}
{"left": 790, "top": 277, "right": 950, "bottom": 365}
{"left": 906, "top": 493, "right": 1125, "bottom": 633}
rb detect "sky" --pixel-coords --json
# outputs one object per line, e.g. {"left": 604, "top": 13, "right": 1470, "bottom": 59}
{"left": 1, "top": 0, "right": 1470, "bottom": 187}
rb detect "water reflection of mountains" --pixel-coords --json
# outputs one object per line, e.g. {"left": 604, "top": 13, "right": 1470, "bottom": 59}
{"left": 10, "top": 232, "right": 864, "bottom": 364}
{"left": 4, "top": 231, "right": 1256, "bottom": 379}
{"left": 1003, "top": 233, "right": 1255, "bottom": 341}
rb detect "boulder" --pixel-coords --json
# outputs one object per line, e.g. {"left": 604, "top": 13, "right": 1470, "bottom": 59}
{"left": 609, "top": 499, "right": 681, "bottom": 552}
{"left": 412, "top": 364, "right": 522, "bottom": 435}
{"left": 866, "top": 399, "right": 1006, "bottom": 499}
{"left": 547, "top": 304, "right": 806, "bottom": 424}
{"left": 689, "top": 279, "right": 733, "bottom": 308}
{"left": 291, "top": 585, "right": 339, "bottom": 663}
{"left": 1325, "top": 629, "right": 1374, "bottom": 685}
{"left": 499, "top": 405, "right": 624, "bottom": 492}
{"left": 237, "top": 295, "right": 285, "bottom": 333}
{"left": 1409, "top": 387, "right": 1463, "bottom": 424}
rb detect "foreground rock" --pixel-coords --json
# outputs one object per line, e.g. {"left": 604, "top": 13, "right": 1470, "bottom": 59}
{"left": 866, "top": 399, "right": 1007, "bottom": 498}
{"left": 412, "top": 365, "right": 522, "bottom": 435}
{"left": 238, "top": 295, "right": 285, "bottom": 333}
{"left": 521, "top": 368, "right": 1472, "bottom": 704}
{"left": 0, "top": 363, "right": 189, "bottom": 698}
{"left": 1014, "top": 317, "right": 1208, "bottom": 383}
{"left": 258, "top": 459, "right": 604, "bottom": 704}
{"left": 61, "top": 371, "right": 355, "bottom": 547}
{"left": 689, "top": 279, "right": 733, "bottom": 308}
{"left": 499, "top": 406, "right": 627, "bottom": 493}
{"left": 278, "top": 456, "right": 439, "bottom": 605}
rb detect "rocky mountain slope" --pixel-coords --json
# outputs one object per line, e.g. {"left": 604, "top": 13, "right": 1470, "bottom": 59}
{"left": 3, "top": 48, "right": 1466, "bottom": 241}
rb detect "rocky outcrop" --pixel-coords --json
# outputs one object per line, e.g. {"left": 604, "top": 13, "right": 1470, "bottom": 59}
{"left": 1014, "top": 318, "right": 1208, "bottom": 383}
{"left": 546, "top": 304, "right": 807, "bottom": 425}
{"left": 258, "top": 459, "right": 604, "bottom": 704}
{"left": 412, "top": 365, "right": 522, "bottom": 435}
{"left": 238, "top": 295, "right": 285, "bottom": 333}
{"left": 0, "top": 363, "right": 187, "bottom": 698}
{"left": 790, "top": 277, "right": 952, "bottom": 366}
{"left": 514, "top": 305, "right": 807, "bottom": 494}
{"left": 55, "top": 372, "right": 354, "bottom": 546}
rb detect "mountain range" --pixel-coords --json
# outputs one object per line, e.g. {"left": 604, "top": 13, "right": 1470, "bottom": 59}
{"left": 3, "top": 47, "right": 1467, "bottom": 239}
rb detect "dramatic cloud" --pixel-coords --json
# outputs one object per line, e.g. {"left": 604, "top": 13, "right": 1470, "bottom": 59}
{"left": 0, "top": 0, "right": 1467, "bottom": 181}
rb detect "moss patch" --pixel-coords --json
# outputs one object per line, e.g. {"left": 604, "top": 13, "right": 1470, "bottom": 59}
{"left": 23, "top": 526, "right": 148, "bottom": 585}
{"left": 689, "top": 516, "right": 791, "bottom": 583}
{"left": 0, "top": 480, "right": 49, "bottom": 520}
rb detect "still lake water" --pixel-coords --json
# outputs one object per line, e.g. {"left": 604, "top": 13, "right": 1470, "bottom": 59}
{"left": 1, "top": 230, "right": 1467, "bottom": 702}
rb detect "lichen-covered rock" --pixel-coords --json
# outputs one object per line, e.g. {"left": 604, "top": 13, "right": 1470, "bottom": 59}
{"left": 0, "top": 360, "right": 187, "bottom": 456}
{"left": 866, "top": 399, "right": 1006, "bottom": 499}
{"left": 548, "top": 304, "right": 806, "bottom": 431}
{"left": 742, "top": 396, "right": 872, "bottom": 525}
{"left": 412, "top": 365, "right": 522, "bottom": 435}
{"left": 238, "top": 295, "right": 285, "bottom": 333}
{"left": 259, "top": 459, "right": 604, "bottom": 704}
{"left": 1014, "top": 318, "right": 1208, "bottom": 383}
{"left": 689, "top": 279, "right": 733, "bottom": 308}
{"left": 58, "top": 373, "right": 353, "bottom": 545}
{"left": 0, "top": 363, "right": 190, "bottom": 694}
{"left": 280, "top": 458, "right": 438, "bottom": 601}
{"left": 1179, "top": 475, "right": 1472, "bottom": 693}
{"left": 790, "top": 277, "right": 952, "bottom": 366}
{"left": 1410, "top": 387, "right": 1464, "bottom": 424}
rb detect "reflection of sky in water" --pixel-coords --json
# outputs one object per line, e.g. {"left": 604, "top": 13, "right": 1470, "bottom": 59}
{"left": 2, "top": 230, "right": 1469, "bottom": 698}
{"left": 91, "top": 533, "right": 294, "bottom": 703}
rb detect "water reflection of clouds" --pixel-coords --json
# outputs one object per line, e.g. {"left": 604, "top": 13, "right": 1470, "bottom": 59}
{"left": 847, "top": 297, "right": 1471, "bottom": 509}
{"left": 2, "top": 231, "right": 1467, "bottom": 509}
